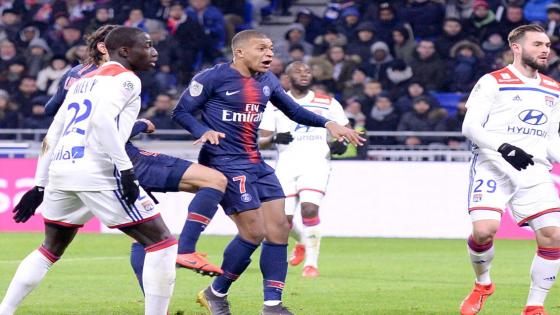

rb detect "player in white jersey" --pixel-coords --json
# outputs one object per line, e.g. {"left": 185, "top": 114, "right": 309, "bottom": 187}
{"left": 0, "top": 27, "right": 176, "bottom": 315}
{"left": 259, "top": 61, "right": 349, "bottom": 278}
{"left": 460, "top": 25, "right": 560, "bottom": 315}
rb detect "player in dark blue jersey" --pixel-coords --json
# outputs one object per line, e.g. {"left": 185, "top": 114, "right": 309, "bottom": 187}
{"left": 13, "top": 25, "right": 226, "bottom": 288}
{"left": 173, "top": 29, "right": 365, "bottom": 315}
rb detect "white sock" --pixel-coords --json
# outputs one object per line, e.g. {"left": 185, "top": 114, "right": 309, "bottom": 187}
{"left": 290, "top": 217, "right": 303, "bottom": 244}
{"left": 143, "top": 243, "right": 177, "bottom": 315}
{"left": 263, "top": 300, "right": 281, "bottom": 306}
{"left": 468, "top": 245, "right": 494, "bottom": 285}
{"left": 303, "top": 224, "right": 321, "bottom": 268}
{"left": 0, "top": 249, "right": 55, "bottom": 315}
{"left": 527, "top": 253, "right": 560, "bottom": 306}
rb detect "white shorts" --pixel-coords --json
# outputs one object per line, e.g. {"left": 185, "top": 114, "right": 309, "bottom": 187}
{"left": 468, "top": 158, "right": 560, "bottom": 230}
{"left": 42, "top": 186, "right": 159, "bottom": 229}
{"left": 276, "top": 160, "right": 330, "bottom": 216}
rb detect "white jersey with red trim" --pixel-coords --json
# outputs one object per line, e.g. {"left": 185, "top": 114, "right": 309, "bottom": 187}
{"left": 463, "top": 65, "right": 560, "bottom": 173}
{"left": 35, "top": 62, "right": 141, "bottom": 191}
{"left": 260, "top": 90, "right": 349, "bottom": 163}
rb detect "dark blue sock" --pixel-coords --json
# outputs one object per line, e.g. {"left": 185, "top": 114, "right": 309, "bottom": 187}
{"left": 130, "top": 242, "right": 146, "bottom": 294}
{"left": 260, "top": 241, "right": 288, "bottom": 302}
{"left": 178, "top": 187, "right": 223, "bottom": 254}
{"left": 212, "top": 235, "right": 259, "bottom": 294}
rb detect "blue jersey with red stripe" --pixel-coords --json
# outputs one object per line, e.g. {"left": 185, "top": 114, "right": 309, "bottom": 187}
{"left": 173, "top": 63, "right": 330, "bottom": 166}
{"left": 44, "top": 63, "right": 97, "bottom": 117}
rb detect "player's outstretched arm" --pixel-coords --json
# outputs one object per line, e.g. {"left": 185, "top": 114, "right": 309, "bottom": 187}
{"left": 325, "top": 121, "right": 365, "bottom": 146}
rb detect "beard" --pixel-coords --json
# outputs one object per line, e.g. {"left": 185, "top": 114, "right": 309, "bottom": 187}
{"left": 522, "top": 51, "right": 548, "bottom": 72}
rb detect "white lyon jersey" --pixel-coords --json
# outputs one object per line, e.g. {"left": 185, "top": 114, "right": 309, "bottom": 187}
{"left": 36, "top": 62, "right": 141, "bottom": 191}
{"left": 260, "top": 90, "right": 349, "bottom": 164}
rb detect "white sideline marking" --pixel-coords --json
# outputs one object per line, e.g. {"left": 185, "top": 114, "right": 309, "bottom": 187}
{"left": 0, "top": 256, "right": 128, "bottom": 264}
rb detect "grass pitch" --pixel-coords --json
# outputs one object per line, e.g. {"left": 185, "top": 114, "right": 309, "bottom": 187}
{"left": 0, "top": 233, "right": 558, "bottom": 314}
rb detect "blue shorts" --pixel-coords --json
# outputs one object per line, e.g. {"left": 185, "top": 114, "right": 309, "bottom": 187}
{"left": 210, "top": 161, "right": 285, "bottom": 215}
{"left": 131, "top": 150, "right": 192, "bottom": 192}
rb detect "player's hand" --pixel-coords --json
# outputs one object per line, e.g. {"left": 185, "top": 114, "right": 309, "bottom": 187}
{"left": 325, "top": 122, "right": 366, "bottom": 146}
{"left": 330, "top": 140, "right": 348, "bottom": 155}
{"left": 120, "top": 168, "right": 140, "bottom": 205}
{"left": 12, "top": 186, "right": 44, "bottom": 223}
{"left": 271, "top": 132, "right": 293, "bottom": 144}
{"left": 498, "top": 143, "right": 534, "bottom": 171}
{"left": 194, "top": 130, "right": 226, "bottom": 145}
{"left": 137, "top": 119, "right": 156, "bottom": 133}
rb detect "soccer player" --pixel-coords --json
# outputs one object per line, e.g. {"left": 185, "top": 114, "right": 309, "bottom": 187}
{"left": 460, "top": 24, "right": 560, "bottom": 315}
{"left": 258, "top": 61, "right": 349, "bottom": 278}
{"left": 18, "top": 25, "right": 225, "bottom": 282}
{"left": 172, "top": 30, "right": 364, "bottom": 315}
{"left": 0, "top": 26, "right": 177, "bottom": 315}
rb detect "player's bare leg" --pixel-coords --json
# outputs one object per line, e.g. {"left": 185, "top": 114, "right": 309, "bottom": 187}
{"left": 460, "top": 219, "right": 500, "bottom": 315}
{"left": 175, "top": 164, "right": 226, "bottom": 276}
{"left": 0, "top": 223, "right": 77, "bottom": 315}
{"left": 523, "top": 220, "right": 560, "bottom": 315}
{"left": 121, "top": 217, "right": 177, "bottom": 315}
{"left": 300, "top": 202, "right": 321, "bottom": 278}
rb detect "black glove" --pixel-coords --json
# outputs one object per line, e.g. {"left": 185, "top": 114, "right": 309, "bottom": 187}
{"left": 120, "top": 168, "right": 140, "bottom": 205}
{"left": 330, "top": 140, "right": 348, "bottom": 155}
{"left": 13, "top": 186, "right": 44, "bottom": 223}
{"left": 498, "top": 143, "right": 534, "bottom": 171}
{"left": 272, "top": 132, "right": 294, "bottom": 144}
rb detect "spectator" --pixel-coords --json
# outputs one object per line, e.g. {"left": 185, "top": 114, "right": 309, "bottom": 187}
{"left": 383, "top": 59, "right": 414, "bottom": 99}
{"left": 481, "top": 32, "right": 506, "bottom": 66}
{"left": 363, "top": 41, "right": 393, "bottom": 82}
{"left": 275, "top": 23, "right": 313, "bottom": 63}
{"left": 372, "top": 2, "right": 405, "bottom": 47}
{"left": 491, "top": 47, "right": 514, "bottom": 69}
{"left": 186, "top": 0, "right": 226, "bottom": 64}
{"left": 397, "top": 96, "right": 446, "bottom": 146}
{"left": 435, "top": 17, "right": 470, "bottom": 59}
{"left": 522, "top": 0, "right": 550, "bottom": 23}
{"left": 312, "top": 26, "right": 347, "bottom": 56}
{"left": 342, "top": 67, "right": 368, "bottom": 101}
{"left": 408, "top": 40, "right": 447, "bottom": 91}
{"left": 287, "top": 43, "right": 307, "bottom": 63}
{"left": 124, "top": 8, "right": 149, "bottom": 32}
{"left": 65, "top": 42, "right": 87, "bottom": 66}
{"left": 165, "top": 2, "right": 187, "bottom": 35}
{"left": 401, "top": 0, "right": 445, "bottom": 39}
{"left": 212, "top": 0, "right": 249, "bottom": 49}
{"left": 336, "top": 6, "right": 360, "bottom": 40}
{"left": 463, "top": 0, "right": 499, "bottom": 40}
{"left": 0, "top": 89, "right": 18, "bottom": 138}
{"left": 294, "top": 7, "right": 324, "bottom": 44}
{"left": 24, "top": 37, "right": 52, "bottom": 77}
{"left": 394, "top": 81, "right": 439, "bottom": 114}
{"left": 446, "top": 0, "right": 475, "bottom": 19}
{"left": 50, "top": 24, "right": 82, "bottom": 56}
{"left": 143, "top": 0, "right": 175, "bottom": 21}
{"left": 2, "top": 60, "right": 27, "bottom": 93}
{"left": 269, "top": 56, "right": 285, "bottom": 78}
{"left": 14, "top": 24, "right": 40, "bottom": 51}
{"left": 147, "top": 19, "right": 178, "bottom": 94}
{"left": 333, "top": 99, "right": 368, "bottom": 160}
{"left": 358, "top": 80, "right": 384, "bottom": 115}
{"left": 391, "top": 25, "right": 415, "bottom": 65}
{"left": 46, "top": 12, "right": 70, "bottom": 45}
{"left": 545, "top": 3, "right": 560, "bottom": 51}
{"left": 21, "top": 95, "right": 53, "bottom": 132}
{"left": 142, "top": 93, "right": 183, "bottom": 139}
{"left": 0, "top": 39, "right": 21, "bottom": 72}
{"left": 323, "top": 45, "right": 357, "bottom": 93}
{"left": 496, "top": 5, "right": 528, "bottom": 38}
{"left": 344, "top": 98, "right": 366, "bottom": 130}
{"left": 84, "top": 5, "right": 113, "bottom": 35}
{"left": 448, "top": 40, "right": 485, "bottom": 92}
{"left": 36, "top": 55, "right": 70, "bottom": 96}
{"left": 173, "top": 7, "right": 204, "bottom": 85}
{"left": 347, "top": 21, "right": 377, "bottom": 65}
{"left": 308, "top": 56, "right": 337, "bottom": 93}
{"left": 437, "top": 94, "right": 468, "bottom": 148}
{"left": 1, "top": 9, "right": 22, "bottom": 42}
{"left": 366, "top": 92, "right": 400, "bottom": 145}
{"left": 11, "top": 76, "right": 43, "bottom": 118}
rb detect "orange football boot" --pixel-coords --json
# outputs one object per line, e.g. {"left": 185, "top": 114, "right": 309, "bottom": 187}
{"left": 522, "top": 306, "right": 548, "bottom": 315}
{"left": 289, "top": 244, "right": 305, "bottom": 266}
{"left": 176, "top": 252, "right": 223, "bottom": 277}
{"left": 302, "top": 265, "right": 319, "bottom": 278}
{"left": 460, "top": 283, "right": 495, "bottom": 315}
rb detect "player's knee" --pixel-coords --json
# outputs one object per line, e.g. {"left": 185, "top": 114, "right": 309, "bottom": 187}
{"left": 301, "top": 204, "right": 319, "bottom": 218}
{"left": 472, "top": 226, "right": 497, "bottom": 244}
{"left": 214, "top": 172, "right": 227, "bottom": 192}
{"left": 240, "top": 225, "right": 266, "bottom": 243}
{"left": 537, "top": 226, "right": 560, "bottom": 245}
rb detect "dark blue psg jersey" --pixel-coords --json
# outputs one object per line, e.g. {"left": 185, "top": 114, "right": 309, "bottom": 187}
{"left": 44, "top": 63, "right": 97, "bottom": 117}
{"left": 173, "top": 63, "right": 329, "bottom": 166}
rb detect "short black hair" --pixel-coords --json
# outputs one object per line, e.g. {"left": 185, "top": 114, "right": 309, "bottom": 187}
{"left": 104, "top": 26, "right": 145, "bottom": 54}
{"left": 84, "top": 24, "right": 119, "bottom": 65}
{"left": 231, "top": 30, "right": 269, "bottom": 50}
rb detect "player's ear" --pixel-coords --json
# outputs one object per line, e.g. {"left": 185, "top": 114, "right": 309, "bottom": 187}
{"left": 118, "top": 46, "right": 130, "bottom": 58}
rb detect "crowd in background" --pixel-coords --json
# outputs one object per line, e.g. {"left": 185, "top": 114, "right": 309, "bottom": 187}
{"left": 0, "top": 0, "right": 559, "bottom": 147}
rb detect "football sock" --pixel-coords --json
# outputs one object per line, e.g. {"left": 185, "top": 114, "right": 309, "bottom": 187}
{"left": 527, "top": 247, "right": 560, "bottom": 306}
{"left": 0, "top": 246, "right": 59, "bottom": 315}
{"left": 143, "top": 239, "right": 177, "bottom": 315}
{"left": 212, "top": 235, "right": 259, "bottom": 295}
{"left": 467, "top": 235, "right": 494, "bottom": 285}
{"left": 261, "top": 241, "right": 288, "bottom": 303}
{"left": 302, "top": 215, "right": 321, "bottom": 268}
{"left": 289, "top": 216, "right": 303, "bottom": 244}
{"left": 130, "top": 242, "right": 146, "bottom": 294}
{"left": 178, "top": 187, "right": 223, "bottom": 254}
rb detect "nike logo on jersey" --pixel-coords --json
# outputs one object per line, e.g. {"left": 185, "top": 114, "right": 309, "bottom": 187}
{"left": 226, "top": 90, "right": 240, "bottom": 96}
